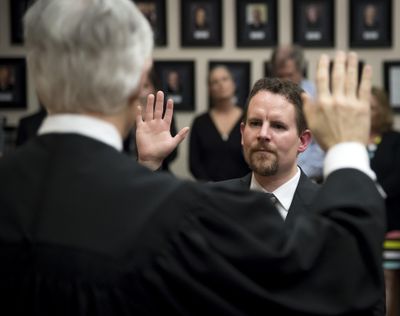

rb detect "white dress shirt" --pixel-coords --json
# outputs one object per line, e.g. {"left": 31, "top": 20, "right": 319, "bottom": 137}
{"left": 38, "top": 114, "right": 123, "bottom": 151}
{"left": 250, "top": 167, "right": 301, "bottom": 220}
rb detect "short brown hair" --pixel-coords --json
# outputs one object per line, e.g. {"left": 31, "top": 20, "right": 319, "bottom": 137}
{"left": 371, "top": 86, "right": 393, "bottom": 134}
{"left": 243, "top": 77, "right": 306, "bottom": 135}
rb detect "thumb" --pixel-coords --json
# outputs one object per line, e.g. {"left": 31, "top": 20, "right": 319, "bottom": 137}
{"left": 173, "top": 127, "right": 190, "bottom": 146}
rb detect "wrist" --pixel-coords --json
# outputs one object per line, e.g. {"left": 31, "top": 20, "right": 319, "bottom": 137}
{"left": 138, "top": 157, "right": 163, "bottom": 171}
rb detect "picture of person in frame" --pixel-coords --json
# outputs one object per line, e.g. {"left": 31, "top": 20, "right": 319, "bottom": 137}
{"left": 361, "top": 3, "right": 380, "bottom": 40}
{"left": 304, "top": 3, "right": 323, "bottom": 41}
{"left": 166, "top": 70, "right": 183, "bottom": 105}
{"left": 305, "top": 3, "right": 321, "bottom": 29}
{"left": 246, "top": 4, "right": 267, "bottom": 40}
{"left": 192, "top": 4, "right": 210, "bottom": 39}
{"left": 0, "top": 66, "right": 15, "bottom": 102}
{"left": 136, "top": 2, "right": 157, "bottom": 30}
{"left": 363, "top": 4, "right": 379, "bottom": 29}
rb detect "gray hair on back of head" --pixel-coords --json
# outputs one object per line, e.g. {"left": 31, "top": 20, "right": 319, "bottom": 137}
{"left": 24, "top": 0, "right": 154, "bottom": 114}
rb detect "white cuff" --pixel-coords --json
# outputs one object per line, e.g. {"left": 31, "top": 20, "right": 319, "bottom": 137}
{"left": 323, "top": 142, "right": 376, "bottom": 181}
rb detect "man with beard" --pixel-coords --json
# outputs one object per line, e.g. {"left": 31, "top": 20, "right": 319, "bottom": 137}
{"left": 217, "top": 77, "right": 319, "bottom": 224}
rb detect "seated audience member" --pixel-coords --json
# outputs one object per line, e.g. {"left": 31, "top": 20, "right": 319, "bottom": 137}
{"left": 270, "top": 45, "right": 325, "bottom": 182}
{"left": 189, "top": 65, "right": 250, "bottom": 181}
{"left": 0, "top": 0, "right": 385, "bottom": 314}
{"left": 368, "top": 86, "right": 400, "bottom": 316}
{"left": 368, "top": 86, "right": 400, "bottom": 232}
{"left": 123, "top": 67, "right": 178, "bottom": 172}
{"left": 15, "top": 106, "right": 47, "bottom": 146}
{"left": 217, "top": 78, "right": 319, "bottom": 226}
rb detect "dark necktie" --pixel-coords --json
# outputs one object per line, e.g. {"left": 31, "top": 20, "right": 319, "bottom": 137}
{"left": 265, "top": 192, "right": 278, "bottom": 206}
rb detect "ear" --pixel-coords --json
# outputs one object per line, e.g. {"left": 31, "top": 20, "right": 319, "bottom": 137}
{"left": 297, "top": 129, "right": 312, "bottom": 153}
{"left": 240, "top": 122, "right": 245, "bottom": 146}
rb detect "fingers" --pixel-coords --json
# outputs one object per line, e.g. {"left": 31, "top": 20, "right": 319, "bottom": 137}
{"left": 144, "top": 94, "right": 155, "bottom": 121}
{"left": 331, "top": 51, "right": 346, "bottom": 96}
{"left": 316, "top": 54, "right": 330, "bottom": 97}
{"left": 173, "top": 127, "right": 190, "bottom": 146}
{"left": 345, "top": 52, "right": 359, "bottom": 98}
{"left": 358, "top": 64, "right": 372, "bottom": 105}
{"left": 163, "top": 98, "right": 174, "bottom": 125}
{"left": 154, "top": 91, "right": 164, "bottom": 119}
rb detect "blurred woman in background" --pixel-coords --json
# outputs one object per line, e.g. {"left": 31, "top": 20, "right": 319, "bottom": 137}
{"left": 189, "top": 65, "right": 249, "bottom": 181}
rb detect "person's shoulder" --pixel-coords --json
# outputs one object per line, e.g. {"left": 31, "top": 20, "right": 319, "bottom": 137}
{"left": 192, "top": 112, "right": 211, "bottom": 125}
{"left": 385, "top": 130, "right": 400, "bottom": 139}
{"left": 194, "top": 112, "right": 210, "bottom": 120}
{"left": 19, "top": 109, "right": 46, "bottom": 123}
{"left": 298, "top": 170, "right": 321, "bottom": 196}
{"left": 213, "top": 173, "right": 252, "bottom": 191}
{"left": 380, "top": 130, "right": 400, "bottom": 148}
{"left": 300, "top": 79, "right": 316, "bottom": 98}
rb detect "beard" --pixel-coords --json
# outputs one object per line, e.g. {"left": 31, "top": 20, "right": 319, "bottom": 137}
{"left": 245, "top": 149, "right": 279, "bottom": 176}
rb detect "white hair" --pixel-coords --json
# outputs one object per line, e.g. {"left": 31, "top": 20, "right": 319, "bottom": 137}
{"left": 24, "top": 0, "right": 153, "bottom": 114}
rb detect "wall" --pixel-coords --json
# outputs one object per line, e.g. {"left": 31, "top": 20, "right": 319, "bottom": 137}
{"left": 0, "top": 0, "right": 399, "bottom": 179}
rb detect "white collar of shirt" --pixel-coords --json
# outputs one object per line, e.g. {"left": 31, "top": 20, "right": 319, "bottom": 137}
{"left": 38, "top": 114, "right": 123, "bottom": 151}
{"left": 249, "top": 167, "right": 301, "bottom": 220}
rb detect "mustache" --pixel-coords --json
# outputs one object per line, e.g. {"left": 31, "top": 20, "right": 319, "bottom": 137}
{"left": 250, "top": 145, "right": 276, "bottom": 154}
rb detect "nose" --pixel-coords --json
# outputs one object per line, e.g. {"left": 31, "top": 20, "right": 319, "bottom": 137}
{"left": 257, "top": 122, "right": 271, "bottom": 141}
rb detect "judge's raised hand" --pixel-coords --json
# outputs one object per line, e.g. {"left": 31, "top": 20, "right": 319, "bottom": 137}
{"left": 136, "top": 91, "right": 189, "bottom": 170}
{"left": 302, "top": 51, "right": 372, "bottom": 151}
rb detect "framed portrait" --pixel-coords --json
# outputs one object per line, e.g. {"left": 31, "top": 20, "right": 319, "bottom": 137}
{"left": 181, "top": 0, "right": 222, "bottom": 47}
{"left": 292, "top": 0, "right": 335, "bottom": 47}
{"left": 135, "top": 0, "right": 167, "bottom": 46}
{"left": 349, "top": 0, "right": 392, "bottom": 48}
{"left": 0, "top": 58, "right": 27, "bottom": 109}
{"left": 384, "top": 61, "right": 400, "bottom": 112}
{"left": 208, "top": 61, "right": 251, "bottom": 108}
{"left": 153, "top": 61, "right": 195, "bottom": 112}
{"left": 10, "top": 0, "right": 35, "bottom": 44}
{"left": 236, "top": 0, "right": 278, "bottom": 47}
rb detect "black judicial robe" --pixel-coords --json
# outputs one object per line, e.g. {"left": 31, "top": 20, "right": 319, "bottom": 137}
{"left": 0, "top": 133, "right": 385, "bottom": 315}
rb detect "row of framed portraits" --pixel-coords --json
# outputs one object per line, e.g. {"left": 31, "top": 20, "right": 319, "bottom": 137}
{"left": 1, "top": 57, "right": 400, "bottom": 113}
{"left": 8, "top": 0, "right": 393, "bottom": 48}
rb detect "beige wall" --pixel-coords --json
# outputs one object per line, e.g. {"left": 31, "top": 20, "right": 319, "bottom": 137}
{"left": 0, "top": 0, "right": 399, "bottom": 179}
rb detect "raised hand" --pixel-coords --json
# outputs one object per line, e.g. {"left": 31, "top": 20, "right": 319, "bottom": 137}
{"left": 302, "top": 51, "right": 372, "bottom": 151}
{"left": 135, "top": 91, "right": 189, "bottom": 170}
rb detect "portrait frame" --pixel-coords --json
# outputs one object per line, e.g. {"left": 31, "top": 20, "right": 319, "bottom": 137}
{"left": 10, "top": 0, "right": 35, "bottom": 44}
{"left": 181, "top": 0, "right": 223, "bottom": 47}
{"left": 208, "top": 61, "right": 251, "bottom": 109}
{"left": 153, "top": 60, "right": 196, "bottom": 112}
{"left": 135, "top": 0, "right": 167, "bottom": 47}
{"left": 349, "top": 0, "right": 392, "bottom": 48}
{"left": 236, "top": 0, "right": 278, "bottom": 48}
{"left": 0, "top": 58, "right": 27, "bottom": 110}
{"left": 383, "top": 61, "right": 400, "bottom": 112}
{"left": 292, "top": 0, "right": 335, "bottom": 48}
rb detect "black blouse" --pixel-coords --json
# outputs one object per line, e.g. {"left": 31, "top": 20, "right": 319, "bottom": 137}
{"left": 189, "top": 112, "right": 250, "bottom": 181}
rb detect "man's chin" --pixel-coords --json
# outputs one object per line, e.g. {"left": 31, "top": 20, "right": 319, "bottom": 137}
{"left": 249, "top": 160, "right": 278, "bottom": 177}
